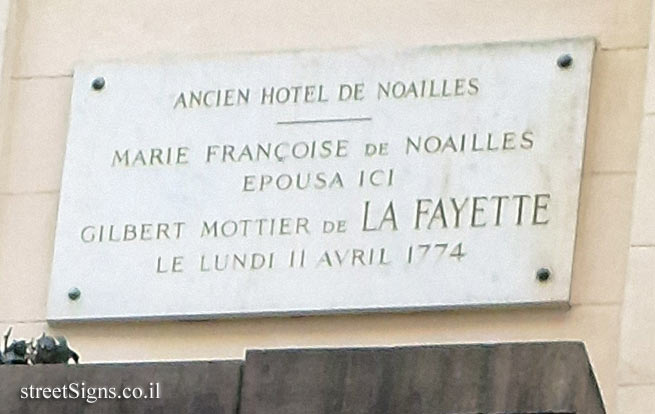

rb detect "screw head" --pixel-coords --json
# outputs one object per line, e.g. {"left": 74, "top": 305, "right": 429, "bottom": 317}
{"left": 536, "top": 268, "right": 551, "bottom": 282}
{"left": 557, "top": 54, "right": 573, "bottom": 69}
{"left": 91, "top": 77, "right": 105, "bottom": 91}
{"left": 68, "top": 287, "right": 81, "bottom": 301}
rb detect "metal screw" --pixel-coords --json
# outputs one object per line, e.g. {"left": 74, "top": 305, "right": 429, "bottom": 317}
{"left": 91, "top": 77, "right": 105, "bottom": 91}
{"left": 557, "top": 54, "right": 573, "bottom": 69}
{"left": 68, "top": 287, "right": 81, "bottom": 301}
{"left": 536, "top": 268, "right": 551, "bottom": 282}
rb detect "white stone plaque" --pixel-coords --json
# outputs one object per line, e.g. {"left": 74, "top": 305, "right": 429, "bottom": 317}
{"left": 48, "top": 39, "right": 594, "bottom": 322}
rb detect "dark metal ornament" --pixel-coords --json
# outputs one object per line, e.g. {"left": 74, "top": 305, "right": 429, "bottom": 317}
{"left": 2, "top": 328, "right": 29, "bottom": 364}
{"left": 1, "top": 327, "right": 80, "bottom": 365}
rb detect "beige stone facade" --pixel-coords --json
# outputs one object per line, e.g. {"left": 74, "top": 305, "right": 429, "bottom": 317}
{"left": 0, "top": 1, "right": 653, "bottom": 412}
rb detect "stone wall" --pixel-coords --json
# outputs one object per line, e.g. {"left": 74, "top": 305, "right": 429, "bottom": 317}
{"left": 616, "top": 0, "right": 655, "bottom": 410}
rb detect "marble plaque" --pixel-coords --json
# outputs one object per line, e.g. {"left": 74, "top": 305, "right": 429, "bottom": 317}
{"left": 47, "top": 38, "right": 594, "bottom": 322}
